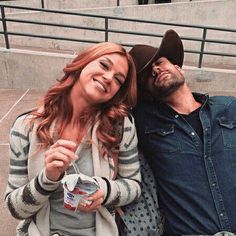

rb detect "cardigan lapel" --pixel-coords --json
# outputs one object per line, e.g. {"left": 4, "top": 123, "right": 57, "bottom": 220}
{"left": 91, "top": 121, "right": 112, "bottom": 179}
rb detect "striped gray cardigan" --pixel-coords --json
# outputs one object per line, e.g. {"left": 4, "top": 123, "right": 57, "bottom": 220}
{"left": 5, "top": 113, "right": 141, "bottom": 236}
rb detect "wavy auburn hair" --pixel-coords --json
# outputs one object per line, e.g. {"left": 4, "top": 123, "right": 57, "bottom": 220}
{"left": 30, "top": 42, "right": 137, "bottom": 155}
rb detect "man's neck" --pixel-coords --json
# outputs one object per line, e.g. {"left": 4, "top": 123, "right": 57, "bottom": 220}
{"left": 164, "top": 84, "right": 202, "bottom": 115}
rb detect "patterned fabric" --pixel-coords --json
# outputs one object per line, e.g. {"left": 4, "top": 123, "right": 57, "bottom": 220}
{"left": 117, "top": 153, "right": 164, "bottom": 236}
{"left": 5, "top": 113, "right": 141, "bottom": 236}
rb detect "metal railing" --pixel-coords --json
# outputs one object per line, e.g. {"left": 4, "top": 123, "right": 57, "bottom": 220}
{"left": 0, "top": 4, "right": 236, "bottom": 68}
{"left": 40, "top": 0, "right": 120, "bottom": 8}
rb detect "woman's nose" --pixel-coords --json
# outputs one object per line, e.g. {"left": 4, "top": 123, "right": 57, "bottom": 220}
{"left": 102, "top": 72, "right": 113, "bottom": 82}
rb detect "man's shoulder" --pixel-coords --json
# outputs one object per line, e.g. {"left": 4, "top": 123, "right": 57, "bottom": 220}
{"left": 209, "top": 95, "right": 236, "bottom": 106}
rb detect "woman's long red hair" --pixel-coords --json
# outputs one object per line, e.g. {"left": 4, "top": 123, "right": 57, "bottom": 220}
{"left": 30, "top": 42, "right": 137, "bottom": 155}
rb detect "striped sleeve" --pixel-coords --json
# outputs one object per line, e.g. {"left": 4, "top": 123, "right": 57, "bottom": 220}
{"left": 96, "top": 115, "right": 141, "bottom": 207}
{"left": 5, "top": 114, "right": 60, "bottom": 220}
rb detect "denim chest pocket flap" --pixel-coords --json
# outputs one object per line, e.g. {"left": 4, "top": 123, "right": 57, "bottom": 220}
{"left": 145, "top": 124, "right": 175, "bottom": 136}
{"left": 144, "top": 124, "right": 181, "bottom": 153}
{"left": 218, "top": 117, "right": 236, "bottom": 148}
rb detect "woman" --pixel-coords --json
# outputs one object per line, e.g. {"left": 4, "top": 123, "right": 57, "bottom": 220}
{"left": 5, "top": 42, "right": 141, "bottom": 236}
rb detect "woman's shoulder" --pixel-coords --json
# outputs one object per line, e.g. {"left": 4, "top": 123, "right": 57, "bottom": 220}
{"left": 11, "top": 110, "right": 35, "bottom": 135}
{"left": 120, "top": 114, "right": 137, "bottom": 149}
{"left": 123, "top": 113, "right": 135, "bottom": 128}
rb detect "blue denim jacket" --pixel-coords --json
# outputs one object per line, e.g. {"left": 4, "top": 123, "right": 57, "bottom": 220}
{"left": 134, "top": 93, "right": 236, "bottom": 235}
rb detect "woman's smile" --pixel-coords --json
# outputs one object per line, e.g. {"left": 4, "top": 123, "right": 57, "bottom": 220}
{"left": 93, "top": 78, "right": 108, "bottom": 93}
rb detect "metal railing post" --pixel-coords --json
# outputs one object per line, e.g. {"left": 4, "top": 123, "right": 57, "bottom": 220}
{"left": 198, "top": 28, "right": 207, "bottom": 68}
{"left": 41, "top": 0, "right": 45, "bottom": 9}
{"left": 0, "top": 4, "right": 235, "bottom": 70}
{"left": 105, "top": 17, "right": 108, "bottom": 42}
{"left": 0, "top": 6, "right": 10, "bottom": 49}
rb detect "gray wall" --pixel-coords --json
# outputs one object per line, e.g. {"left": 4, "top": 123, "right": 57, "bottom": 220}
{"left": 1, "top": 0, "right": 235, "bottom": 68}
{"left": 1, "top": 48, "right": 236, "bottom": 95}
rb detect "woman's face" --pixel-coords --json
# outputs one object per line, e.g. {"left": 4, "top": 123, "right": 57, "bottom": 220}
{"left": 75, "top": 53, "right": 129, "bottom": 105}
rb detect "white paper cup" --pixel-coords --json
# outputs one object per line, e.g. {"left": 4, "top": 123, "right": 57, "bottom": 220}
{"left": 62, "top": 173, "right": 99, "bottom": 211}
{"left": 63, "top": 183, "right": 89, "bottom": 211}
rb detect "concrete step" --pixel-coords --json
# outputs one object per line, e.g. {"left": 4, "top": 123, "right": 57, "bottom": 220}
{"left": 1, "top": 0, "right": 235, "bottom": 69}
{"left": 0, "top": 47, "right": 236, "bottom": 91}
{"left": 0, "top": 0, "right": 218, "bottom": 12}
{"left": 0, "top": 0, "right": 137, "bottom": 13}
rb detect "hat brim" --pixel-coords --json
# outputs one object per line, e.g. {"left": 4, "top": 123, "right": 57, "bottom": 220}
{"left": 135, "top": 29, "right": 184, "bottom": 76}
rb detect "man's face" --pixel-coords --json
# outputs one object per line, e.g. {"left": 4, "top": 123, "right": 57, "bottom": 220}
{"left": 142, "top": 57, "right": 185, "bottom": 101}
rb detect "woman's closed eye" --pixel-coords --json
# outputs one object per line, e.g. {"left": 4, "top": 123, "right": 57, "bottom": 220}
{"left": 114, "top": 75, "right": 124, "bottom": 86}
{"left": 100, "top": 60, "right": 110, "bottom": 70}
{"left": 100, "top": 60, "right": 125, "bottom": 85}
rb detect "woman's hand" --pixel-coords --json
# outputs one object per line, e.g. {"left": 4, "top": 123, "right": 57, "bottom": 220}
{"left": 45, "top": 139, "right": 77, "bottom": 181}
{"left": 77, "top": 188, "right": 105, "bottom": 212}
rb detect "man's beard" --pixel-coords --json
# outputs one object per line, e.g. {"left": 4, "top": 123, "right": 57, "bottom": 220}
{"left": 152, "top": 76, "right": 185, "bottom": 101}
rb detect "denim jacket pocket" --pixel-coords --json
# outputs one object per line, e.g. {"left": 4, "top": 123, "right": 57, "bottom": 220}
{"left": 144, "top": 124, "right": 181, "bottom": 153}
{"left": 218, "top": 117, "right": 236, "bottom": 148}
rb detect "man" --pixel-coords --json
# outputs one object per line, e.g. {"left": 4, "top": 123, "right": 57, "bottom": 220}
{"left": 130, "top": 29, "right": 236, "bottom": 235}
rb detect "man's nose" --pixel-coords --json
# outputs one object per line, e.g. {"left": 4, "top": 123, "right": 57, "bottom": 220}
{"left": 152, "top": 65, "right": 160, "bottom": 77}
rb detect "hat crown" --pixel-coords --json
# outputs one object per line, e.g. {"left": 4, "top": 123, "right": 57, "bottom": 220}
{"left": 129, "top": 29, "right": 184, "bottom": 77}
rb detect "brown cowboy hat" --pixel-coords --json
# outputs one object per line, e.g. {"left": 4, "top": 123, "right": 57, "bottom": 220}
{"left": 129, "top": 29, "right": 184, "bottom": 78}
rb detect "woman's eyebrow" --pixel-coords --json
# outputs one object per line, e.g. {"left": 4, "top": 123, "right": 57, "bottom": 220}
{"left": 103, "top": 57, "right": 113, "bottom": 65}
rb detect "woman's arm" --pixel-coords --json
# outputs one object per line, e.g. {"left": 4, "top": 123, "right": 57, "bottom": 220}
{"left": 5, "top": 115, "right": 60, "bottom": 220}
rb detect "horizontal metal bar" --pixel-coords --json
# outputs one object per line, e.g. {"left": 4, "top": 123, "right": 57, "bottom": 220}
{"left": 108, "top": 29, "right": 164, "bottom": 38}
{"left": 6, "top": 18, "right": 105, "bottom": 32}
{"left": 185, "top": 49, "right": 205, "bottom": 54}
{"left": 203, "top": 51, "right": 236, "bottom": 57}
{"left": 3, "top": 20, "right": 236, "bottom": 46}
{"left": 7, "top": 32, "right": 101, "bottom": 44}
{"left": 104, "top": 29, "right": 236, "bottom": 46}
{"left": 203, "top": 38, "right": 236, "bottom": 45}
{"left": 184, "top": 49, "right": 236, "bottom": 57}
{"left": 0, "top": 4, "right": 236, "bottom": 33}
{"left": 5, "top": 33, "right": 233, "bottom": 58}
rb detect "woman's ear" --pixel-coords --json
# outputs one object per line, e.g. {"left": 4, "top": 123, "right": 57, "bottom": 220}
{"left": 174, "top": 65, "right": 184, "bottom": 75}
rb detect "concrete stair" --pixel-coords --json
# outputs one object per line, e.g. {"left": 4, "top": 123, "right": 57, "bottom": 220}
{"left": 0, "top": 0, "right": 235, "bottom": 69}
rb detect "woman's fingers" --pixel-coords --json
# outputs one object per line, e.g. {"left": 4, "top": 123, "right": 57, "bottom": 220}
{"left": 49, "top": 160, "right": 65, "bottom": 168}
{"left": 77, "top": 198, "right": 103, "bottom": 212}
{"left": 50, "top": 139, "right": 77, "bottom": 152}
{"left": 44, "top": 139, "right": 78, "bottom": 181}
{"left": 45, "top": 147, "right": 77, "bottom": 164}
{"left": 87, "top": 189, "right": 104, "bottom": 202}
{"left": 77, "top": 189, "right": 105, "bottom": 212}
